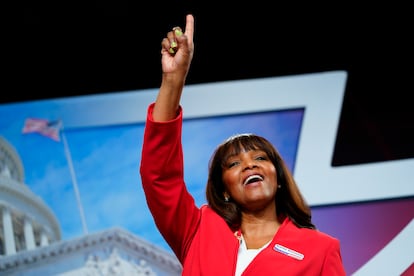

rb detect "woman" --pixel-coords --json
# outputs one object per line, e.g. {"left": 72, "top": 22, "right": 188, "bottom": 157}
{"left": 139, "top": 14, "right": 346, "bottom": 275}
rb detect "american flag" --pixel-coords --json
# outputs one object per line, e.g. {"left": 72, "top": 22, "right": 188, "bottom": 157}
{"left": 22, "top": 118, "right": 62, "bottom": 142}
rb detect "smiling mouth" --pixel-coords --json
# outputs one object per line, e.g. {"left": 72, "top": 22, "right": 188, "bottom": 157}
{"left": 243, "top": 175, "right": 263, "bottom": 185}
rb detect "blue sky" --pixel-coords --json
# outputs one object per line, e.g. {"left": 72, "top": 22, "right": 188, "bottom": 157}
{"left": 0, "top": 92, "right": 302, "bottom": 253}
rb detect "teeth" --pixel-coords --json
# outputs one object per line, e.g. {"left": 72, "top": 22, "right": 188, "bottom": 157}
{"left": 244, "top": 175, "right": 263, "bottom": 185}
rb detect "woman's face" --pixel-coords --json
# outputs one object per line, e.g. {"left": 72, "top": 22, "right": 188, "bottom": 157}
{"left": 222, "top": 148, "right": 278, "bottom": 211}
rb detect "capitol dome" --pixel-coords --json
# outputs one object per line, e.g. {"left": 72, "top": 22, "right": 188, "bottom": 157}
{"left": 0, "top": 136, "right": 181, "bottom": 275}
{"left": 0, "top": 136, "right": 61, "bottom": 256}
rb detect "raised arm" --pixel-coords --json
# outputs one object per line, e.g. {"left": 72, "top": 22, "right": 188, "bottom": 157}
{"left": 152, "top": 14, "right": 195, "bottom": 121}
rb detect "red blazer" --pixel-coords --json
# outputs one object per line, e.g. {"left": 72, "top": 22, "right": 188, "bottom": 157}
{"left": 140, "top": 103, "right": 346, "bottom": 275}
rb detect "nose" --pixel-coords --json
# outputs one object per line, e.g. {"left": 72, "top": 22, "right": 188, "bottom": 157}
{"left": 242, "top": 158, "right": 258, "bottom": 171}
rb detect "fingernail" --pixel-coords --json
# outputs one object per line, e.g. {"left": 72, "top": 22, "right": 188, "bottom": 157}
{"left": 168, "top": 47, "right": 175, "bottom": 54}
{"left": 174, "top": 29, "right": 183, "bottom": 36}
{"left": 171, "top": 41, "right": 177, "bottom": 48}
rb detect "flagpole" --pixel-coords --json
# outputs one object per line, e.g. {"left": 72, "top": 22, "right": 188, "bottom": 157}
{"left": 61, "top": 126, "right": 89, "bottom": 235}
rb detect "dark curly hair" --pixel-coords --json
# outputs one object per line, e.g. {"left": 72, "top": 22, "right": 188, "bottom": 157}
{"left": 205, "top": 133, "right": 315, "bottom": 231}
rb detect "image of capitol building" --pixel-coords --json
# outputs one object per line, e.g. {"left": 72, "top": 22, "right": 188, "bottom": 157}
{"left": 0, "top": 136, "right": 182, "bottom": 275}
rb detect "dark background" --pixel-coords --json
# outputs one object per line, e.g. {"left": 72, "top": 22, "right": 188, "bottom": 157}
{"left": 3, "top": 2, "right": 413, "bottom": 166}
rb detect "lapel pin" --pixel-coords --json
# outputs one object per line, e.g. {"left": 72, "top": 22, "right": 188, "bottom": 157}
{"left": 274, "top": 244, "right": 304, "bottom": 260}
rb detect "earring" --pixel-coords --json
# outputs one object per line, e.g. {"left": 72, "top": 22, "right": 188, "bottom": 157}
{"left": 224, "top": 196, "right": 229, "bottom": 202}
{"left": 278, "top": 185, "right": 281, "bottom": 188}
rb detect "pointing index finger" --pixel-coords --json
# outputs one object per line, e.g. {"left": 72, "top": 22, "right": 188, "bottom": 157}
{"left": 184, "top": 14, "right": 194, "bottom": 42}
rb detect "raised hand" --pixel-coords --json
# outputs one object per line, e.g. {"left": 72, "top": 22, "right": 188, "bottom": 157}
{"left": 160, "top": 14, "right": 194, "bottom": 76}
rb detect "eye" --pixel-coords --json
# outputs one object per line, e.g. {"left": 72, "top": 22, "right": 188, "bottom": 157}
{"left": 227, "top": 160, "right": 240, "bottom": 168}
{"left": 254, "top": 152, "right": 269, "bottom": 161}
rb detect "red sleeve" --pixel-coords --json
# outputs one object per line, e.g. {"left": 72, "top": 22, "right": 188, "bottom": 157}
{"left": 321, "top": 238, "right": 346, "bottom": 276}
{"left": 139, "top": 103, "right": 201, "bottom": 263}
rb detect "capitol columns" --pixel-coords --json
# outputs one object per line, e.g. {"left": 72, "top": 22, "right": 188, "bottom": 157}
{"left": 1, "top": 206, "right": 16, "bottom": 255}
